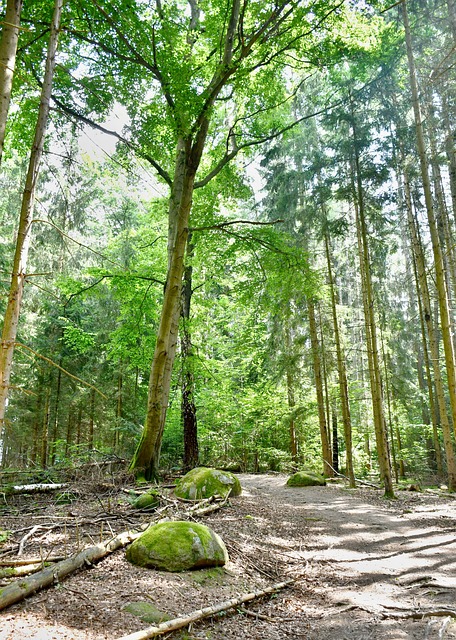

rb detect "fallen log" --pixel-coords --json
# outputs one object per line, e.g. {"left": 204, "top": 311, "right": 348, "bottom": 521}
{"left": 115, "top": 579, "right": 294, "bottom": 640}
{"left": 0, "top": 525, "right": 148, "bottom": 611}
{"left": 1, "top": 483, "right": 67, "bottom": 495}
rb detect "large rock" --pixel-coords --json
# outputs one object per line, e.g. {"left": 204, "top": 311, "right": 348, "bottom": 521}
{"left": 126, "top": 521, "right": 229, "bottom": 572}
{"left": 174, "top": 467, "right": 241, "bottom": 500}
{"left": 286, "top": 470, "right": 326, "bottom": 487}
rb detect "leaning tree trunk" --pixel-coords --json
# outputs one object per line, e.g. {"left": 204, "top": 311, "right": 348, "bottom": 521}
{"left": 307, "top": 298, "right": 332, "bottom": 477}
{"left": 0, "top": 0, "right": 22, "bottom": 165}
{"left": 401, "top": 1, "right": 456, "bottom": 443}
{"left": 130, "top": 140, "right": 196, "bottom": 479}
{"left": 0, "top": 0, "right": 63, "bottom": 446}
{"left": 324, "top": 233, "right": 355, "bottom": 487}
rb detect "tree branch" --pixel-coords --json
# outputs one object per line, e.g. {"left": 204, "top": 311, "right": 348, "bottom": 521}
{"left": 190, "top": 218, "right": 284, "bottom": 232}
{"left": 14, "top": 343, "right": 108, "bottom": 399}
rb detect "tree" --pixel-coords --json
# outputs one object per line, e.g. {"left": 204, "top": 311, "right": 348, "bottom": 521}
{"left": 0, "top": 0, "right": 63, "bottom": 451}
{"left": 0, "top": 0, "right": 22, "bottom": 165}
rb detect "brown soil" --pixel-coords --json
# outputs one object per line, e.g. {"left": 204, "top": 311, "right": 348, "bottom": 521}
{"left": 1, "top": 472, "right": 456, "bottom": 639}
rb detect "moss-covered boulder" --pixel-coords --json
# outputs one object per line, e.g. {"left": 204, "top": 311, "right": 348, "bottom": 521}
{"left": 133, "top": 489, "right": 160, "bottom": 510}
{"left": 174, "top": 467, "right": 241, "bottom": 500}
{"left": 286, "top": 470, "right": 326, "bottom": 487}
{"left": 126, "top": 521, "right": 229, "bottom": 572}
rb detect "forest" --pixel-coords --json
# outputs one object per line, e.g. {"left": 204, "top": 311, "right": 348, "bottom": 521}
{"left": 0, "top": 0, "right": 455, "bottom": 495}
{"left": 1, "top": 0, "right": 456, "bottom": 638}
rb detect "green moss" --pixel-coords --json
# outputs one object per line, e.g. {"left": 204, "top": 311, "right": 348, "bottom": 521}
{"left": 0, "top": 567, "right": 16, "bottom": 578}
{"left": 126, "top": 521, "right": 229, "bottom": 572}
{"left": 174, "top": 467, "right": 241, "bottom": 500}
{"left": 123, "top": 601, "right": 170, "bottom": 623}
{"left": 190, "top": 567, "right": 225, "bottom": 585}
{"left": 286, "top": 471, "right": 326, "bottom": 487}
{"left": 0, "top": 530, "right": 9, "bottom": 545}
{"left": 133, "top": 490, "right": 160, "bottom": 510}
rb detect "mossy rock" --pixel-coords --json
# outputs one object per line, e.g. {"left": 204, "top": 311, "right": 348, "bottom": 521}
{"left": 174, "top": 467, "right": 241, "bottom": 500}
{"left": 133, "top": 489, "right": 160, "bottom": 510}
{"left": 123, "top": 601, "right": 170, "bottom": 624}
{"left": 287, "top": 470, "right": 326, "bottom": 487}
{"left": 126, "top": 521, "right": 229, "bottom": 572}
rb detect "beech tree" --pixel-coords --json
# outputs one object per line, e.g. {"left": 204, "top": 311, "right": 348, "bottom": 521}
{"left": 0, "top": 0, "right": 22, "bottom": 165}
{"left": 54, "top": 0, "right": 358, "bottom": 478}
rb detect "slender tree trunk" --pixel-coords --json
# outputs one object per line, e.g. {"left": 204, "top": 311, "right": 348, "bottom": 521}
{"left": 351, "top": 130, "right": 394, "bottom": 496}
{"left": 442, "top": 92, "right": 456, "bottom": 223}
{"left": 401, "top": 1, "right": 456, "bottom": 445}
{"left": 325, "top": 233, "right": 355, "bottom": 487}
{"left": 88, "top": 388, "right": 95, "bottom": 450}
{"left": 0, "top": 0, "right": 63, "bottom": 440}
{"left": 49, "top": 367, "right": 62, "bottom": 465}
{"left": 0, "top": 0, "right": 22, "bottom": 165}
{"left": 403, "top": 161, "right": 456, "bottom": 490}
{"left": 308, "top": 298, "right": 332, "bottom": 476}
{"left": 181, "top": 233, "right": 199, "bottom": 471}
{"left": 284, "top": 319, "right": 298, "bottom": 464}
{"left": 41, "top": 386, "right": 50, "bottom": 469}
{"left": 380, "top": 325, "right": 398, "bottom": 484}
{"left": 332, "top": 404, "right": 339, "bottom": 473}
{"left": 115, "top": 368, "right": 122, "bottom": 451}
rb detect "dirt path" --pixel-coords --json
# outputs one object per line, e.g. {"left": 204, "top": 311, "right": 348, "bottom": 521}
{"left": 2, "top": 473, "right": 456, "bottom": 639}
{"left": 236, "top": 474, "right": 456, "bottom": 640}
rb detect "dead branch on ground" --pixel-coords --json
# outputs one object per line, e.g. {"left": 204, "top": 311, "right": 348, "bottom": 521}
{"left": 115, "top": 580, "right": 294, "bottom": 640}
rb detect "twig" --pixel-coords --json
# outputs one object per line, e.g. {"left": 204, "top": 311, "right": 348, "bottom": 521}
{"left": 17, "top": 525, "right": 42, "bottom": 556}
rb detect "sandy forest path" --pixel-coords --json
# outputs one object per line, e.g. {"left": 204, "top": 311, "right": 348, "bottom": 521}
{"left": 238, "top": 473, "right": 456, "bottom": 639}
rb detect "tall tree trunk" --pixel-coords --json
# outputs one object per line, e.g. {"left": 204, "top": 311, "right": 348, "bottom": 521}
{"left": 284, "top": 319, "right": 298, "bottom": 464}
{"left": 130, "top": 140, "right": 196, "bottom": 479}
{"left": 332, "top": 404, "right": 339, "bottom": 473}
{"left": 307, "top": 298, "right": 332, "bottom": 476}
{"left": 401, "top": 1, "right": 456, "bottom": 446}
{"left": 402, "top": 160, "right": 456, "bottom": 489}
{"left": 181, "top": 233, "right": 199, "bottom": 471}
{"left": 0, "top": 0, "right": 22, "bottom": 165}
{"left": 351, "top": 124, "right": 394, "bottom": 496}
{"left": 0, "top": 0, "right": 63, "bottom": 441}
{"left": 88, "top": 388, "right": 95, "bottom": 450}
{"left": 325, "top": 233, "right": 355, "bottom": 487}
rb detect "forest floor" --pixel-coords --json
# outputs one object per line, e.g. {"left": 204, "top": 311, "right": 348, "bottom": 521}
{"left": 1, "top": 471, "right": 456, "bottom": 639}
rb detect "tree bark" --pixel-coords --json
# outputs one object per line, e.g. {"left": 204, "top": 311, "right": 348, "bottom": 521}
{"left": 0, "top": 0, "right": 63, "bottom": 442}
{"left": 0, "top": 0, "right": 22, "bottom": 165}
{"left": 284, "top": 318, "right": 298, "bottom": 463}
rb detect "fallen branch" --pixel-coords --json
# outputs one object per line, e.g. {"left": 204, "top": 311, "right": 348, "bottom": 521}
{"left": 0, "top": 525, "right": 148, "bottom": 611}
{"left": 115, "top": 580, "right": 294, "bottom": 640}
{"left": 2, "top": 483, "right": 67, "bottom": 494}
{"left": 0, "top": 556, "right": 65, "bottom": 566}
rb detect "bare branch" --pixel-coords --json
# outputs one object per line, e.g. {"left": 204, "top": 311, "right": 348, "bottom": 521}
{"left": 15, "top": 343, "right": 108, "bottom": 399}
{"left": 191, "top": 218, "right": 284, "bottom": 232}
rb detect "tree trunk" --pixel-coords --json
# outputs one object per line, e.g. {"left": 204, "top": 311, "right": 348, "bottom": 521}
{"left": 325, "top": 233, "right": 355, "bottom": 487}
{"left": 332, "top": 405, "right": 339, "bottom": 473}
{"left": 402, "top": 157, "right": 456, "bottom": 489}
{"left": 307, "top": 298, "right": 332, "bottom": 476}
{"left": 0, "top": 0, "right": 22, "bottom": 165}
{"left": 88, "top": 387, "right": 95, "bottom": 450}
{"left": 351, "top": 124, "right": 394, "bottom": 497}
{"left": 401, "top": 1, "right": 456, "bottom": 445}
{"left": 130, "top": 140, "right": 196, "bottom": 479}
{"left": 0, "top": 0, "right": 63, "bottom": 437}
{"left": 284, "top": 318, "right": 298, "bottom": 464}
{"left": 181, "top": 233, "right": 199, "bottom": 471}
